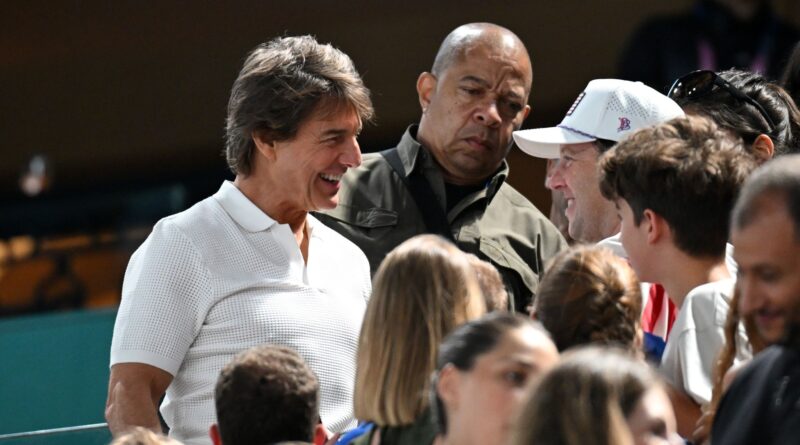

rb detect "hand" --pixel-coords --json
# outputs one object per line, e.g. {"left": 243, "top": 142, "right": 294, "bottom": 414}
{"left": 691, "top": 409, "right": 713, "bottom": 445}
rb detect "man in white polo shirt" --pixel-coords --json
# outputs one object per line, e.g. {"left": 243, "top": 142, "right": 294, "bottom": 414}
{"left": 106, "top": 36, "right": 374, "bottom": 444}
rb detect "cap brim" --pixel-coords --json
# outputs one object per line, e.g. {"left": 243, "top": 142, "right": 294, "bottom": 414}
{"left": 513, "top": 127, "right": 596, "bottom": 159}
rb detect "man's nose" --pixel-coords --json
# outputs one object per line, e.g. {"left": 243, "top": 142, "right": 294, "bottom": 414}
{"left": 474, "top": 100, "right": 502, "bottom": 127}
{"left": 341, "top": 137, "right": 362, "bottom": 168}
{"left": 546, "top": 161, "right": 566, "bottom": 190}
{"left": 738, "top": 277, "right": 760, "bottom": 317}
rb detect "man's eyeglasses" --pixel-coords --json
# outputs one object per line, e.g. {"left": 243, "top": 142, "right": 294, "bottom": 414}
{"left": 668, "top": 70, "right": 776, "bottom": 133}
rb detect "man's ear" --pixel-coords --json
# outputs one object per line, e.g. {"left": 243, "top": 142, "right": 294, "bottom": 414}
{"left": 251, "top": 129, "right": 278, "bottom": 162}
{"left": 642, "top": 209, "right": 667, "bottom": 245}
{"left": 436, "top": 364, "right": 461, "bottom": 411}
{"left": 417, "top": 72, "right": 438, "bottom": 114}
{"left": 751, "top": 134, "right": 775, "bottom": 163}
{"left": 521, "top": 104, "right": 531, "bottom": 123}
{"left": 209, "top": 424, "right": 222, "bottom": 445}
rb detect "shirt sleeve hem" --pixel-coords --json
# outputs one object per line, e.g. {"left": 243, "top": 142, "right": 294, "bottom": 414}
{"left": 110, "top": 349, "right": 182, "bottom": 376}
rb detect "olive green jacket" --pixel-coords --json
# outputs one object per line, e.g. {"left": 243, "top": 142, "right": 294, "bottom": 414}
{"left": 315, "top": 127, "right": 567, "bottom": 311}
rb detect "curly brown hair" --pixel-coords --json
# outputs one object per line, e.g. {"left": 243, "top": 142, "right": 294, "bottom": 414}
{"left": 533, "top": 246, "right": 642, "bottom": 353}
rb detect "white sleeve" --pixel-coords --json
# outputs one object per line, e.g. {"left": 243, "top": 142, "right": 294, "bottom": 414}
{"left": 661, "top": 328, "right": 714, "bottom": 405}
{"left": 359, "top": 253, "right": 372, "bottom": 303}
{"left": 110, "top": 219, "right": 212, "bottom": 376}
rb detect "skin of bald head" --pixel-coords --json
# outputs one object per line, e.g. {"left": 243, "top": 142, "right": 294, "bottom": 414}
{"left": 431, "top": 23, "right": 532, "bottom": 85}
{"left": 416, "top": 23, "right": 533, "bottom": 186}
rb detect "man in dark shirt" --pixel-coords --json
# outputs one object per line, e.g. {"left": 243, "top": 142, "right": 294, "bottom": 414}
{"left": 316, "top": 23, "right": 567, "bottom": 312}
{"left": 712, "top": 154, "right": 800, "bottom": 444}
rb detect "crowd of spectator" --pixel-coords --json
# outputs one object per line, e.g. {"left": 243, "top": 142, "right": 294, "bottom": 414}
{"left": 105, "top": 5, "right": 800, "bottom": 444}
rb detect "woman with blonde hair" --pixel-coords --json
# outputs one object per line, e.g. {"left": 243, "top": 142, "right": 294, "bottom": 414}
{"left": 532, "top": 246, "right": 643, "bottom": 354}
{"left": 513, "top": 347, "right": 679, "bottom": 445}
{"left": 345, "top": 235, "right": 486, "bottom": 445}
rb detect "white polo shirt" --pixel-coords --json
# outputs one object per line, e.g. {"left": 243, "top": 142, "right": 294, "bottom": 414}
{"left": 110, "top": 181, "right": 371, "bottom": 445}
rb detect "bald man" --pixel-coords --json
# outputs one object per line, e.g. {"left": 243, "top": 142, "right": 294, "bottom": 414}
{"left": 316, "top": 23, "right": 566, "bottom": 312}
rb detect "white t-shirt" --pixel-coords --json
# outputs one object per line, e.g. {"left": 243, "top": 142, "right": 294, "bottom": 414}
{"left": 659, "top": 278, "right": 751, "bottom": 405}
{"left": 110, "top": 181, "right": 371, "bottom": 445}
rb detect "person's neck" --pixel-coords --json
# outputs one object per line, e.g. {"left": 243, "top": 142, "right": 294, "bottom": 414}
{"left": 233, "top": 175, "right": 307, "bottom": 237}
{"left": 659, "top": 251, "right": 731, "bottom": 308}
{"left": 585, "top": 218, "right": 621, "bottom": 244}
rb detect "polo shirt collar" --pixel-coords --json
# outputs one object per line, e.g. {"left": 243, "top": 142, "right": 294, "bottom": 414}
{"left": 213, "top": 181, "right": 277, "bottom": 232}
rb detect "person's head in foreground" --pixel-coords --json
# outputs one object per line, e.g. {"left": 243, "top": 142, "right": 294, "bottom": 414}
{"left": 533, "top": 245, "right": 642, "bottom": 354}
{"left": 225, "top": 35, "right": 374, "bottom": 215}
{"left": 669, "top": 68, "right": 800, "bottom": 164}
{"left": 432, "top": 312, "right": 559, "bottom": 445}
{"left": 465, "top": 253, "right": 509, "bottom": 311}
{"left": 211, "top": 345, "right": 321, "bottom": 445}
{"left": 416, "top": 22, "right": 532, "bottom": 186}
{"left": 599, "top": 115, "right": 755, "bottom": 288}
{"left": 354, "top": 235, "right": 486, "bottom": 427}
{"left": 111, "top": 427, "right": 183, "bottom": 445}
{"left": 513, "top": 79, "right": 683, "bottom": 243}
{"left": 731, "top": 154, "right": 800, "bottom": 346}
{"left": 512, "top": 346, "right": 679, "bottom": 445}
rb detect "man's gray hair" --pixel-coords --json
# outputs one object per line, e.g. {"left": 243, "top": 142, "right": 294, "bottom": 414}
{"left": 225, "top": 35, "right": 374, "bottom": 176}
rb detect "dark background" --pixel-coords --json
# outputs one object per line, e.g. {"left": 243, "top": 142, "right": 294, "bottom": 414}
{"left": 1, "top": 1, "right": 799, "bottom": 313}
{"left": 9, "top": 1, "right": 800, "bottom": 218}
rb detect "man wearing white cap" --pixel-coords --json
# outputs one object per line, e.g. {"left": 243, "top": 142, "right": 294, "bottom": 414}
{"left": 513, "top": 79, "right": 684, "bottom": 245}
{"left": 514, "top": 80, "right": 684, "bottom": 362}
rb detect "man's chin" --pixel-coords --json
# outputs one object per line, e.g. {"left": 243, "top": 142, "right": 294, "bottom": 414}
{"left": 314, "top": 197, "right": 338, "bottom": 211}
{"left": 757, "top": 322, "right": 786, "bottom": 346}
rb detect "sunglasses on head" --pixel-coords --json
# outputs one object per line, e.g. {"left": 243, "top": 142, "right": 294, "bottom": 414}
{"left": 668, "top": 70, "right": 776, "bottom": 133}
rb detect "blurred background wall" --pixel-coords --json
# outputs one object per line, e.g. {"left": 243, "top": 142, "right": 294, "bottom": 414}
{"left": 2, "top": 0, "right": 799, "bottom": 314}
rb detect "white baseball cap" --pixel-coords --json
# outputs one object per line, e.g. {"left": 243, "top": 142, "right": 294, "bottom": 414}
{"left": 513, "top": 79, "right": 684, "bottom": 159}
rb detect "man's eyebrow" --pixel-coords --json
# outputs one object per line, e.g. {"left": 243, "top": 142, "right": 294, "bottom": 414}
{"left": 460, "top": 75, "right": 490, "bottom": 87}
{"left": 461, "top": 75, "right": 526, "bottom": 100}
{"left": 504, "top": 90, "right": 524, "bottom": 101}
{"left": 319, "top": 127, "right": 358, "bottom": 138}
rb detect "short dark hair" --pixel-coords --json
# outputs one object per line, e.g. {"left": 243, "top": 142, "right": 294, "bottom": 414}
{"left": 675, "top": 69, "right": 800, "bottom": 157}
{"left": 600, "top": 115, "right": 756, "bottom": 257}
{"left": 225, "top": 35, "right": 374, "bottom": 175}
{"left": 214, "top": 345, "right": 319, "bottom": 445}
{"left": 432, "top": 312, "right": 548, "bottom": 434}
{"left": 731, "top": 153, "right": 800, "bottom": 241}
{"left": 594, "top": 138, "right": 616, "bottom": 153}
